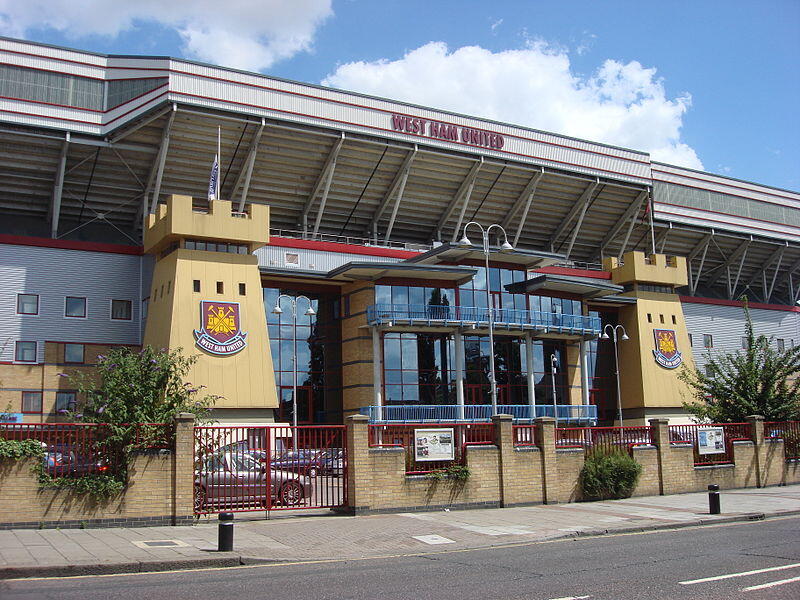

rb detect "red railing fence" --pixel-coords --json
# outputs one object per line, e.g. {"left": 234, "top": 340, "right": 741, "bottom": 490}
{"left": 193, "top": 425, "right": 347, "bottom": 515}
{"left": 765, "top": 421, "right": 800, "bottom": 460}
{"left": 668, "top": 423, "right": 751, "bottom": 466}
{"left": 368, "top": 423, "right": 494, "bottom": 474}
{"left": 555, "top": 426, "right": 654, "bottom": 454}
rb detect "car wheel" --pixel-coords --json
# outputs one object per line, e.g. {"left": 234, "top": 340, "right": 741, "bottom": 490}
{"left": 279, "top": 480, "right": 304, "bottom": 506}
{"left": 307, "top": 466, "right": 318, "bottom": 478}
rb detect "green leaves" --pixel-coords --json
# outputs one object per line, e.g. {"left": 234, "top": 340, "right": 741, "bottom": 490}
{"left": 580, "top": 447, "right": 642, "bottom": 500}
{"left": 0, "top": 439, "right": 45, "bottom": 461}
{"left": 680, "top": 299, "right": 800, "bottom": 423}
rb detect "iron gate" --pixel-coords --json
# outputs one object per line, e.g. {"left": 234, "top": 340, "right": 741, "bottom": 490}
{"left": 194, "top": 425, "right": 347, "bottom": 514}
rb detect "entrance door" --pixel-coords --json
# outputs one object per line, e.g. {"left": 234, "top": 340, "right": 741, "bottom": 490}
{"left": 279, "top": 386, "right": 313, "bottom": 424}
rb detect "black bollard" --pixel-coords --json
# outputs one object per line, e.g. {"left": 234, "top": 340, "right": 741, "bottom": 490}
{"left": 708, "top": 484, "right": 721, "bottom": 515}
{"left": 218, "top": 512, "right": 234, "bottom": 551}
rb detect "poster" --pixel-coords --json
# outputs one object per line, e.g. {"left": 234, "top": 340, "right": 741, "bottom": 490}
{"left": 414, "top": 428, "right": 455, "bottom": 462}
{"left": 698, "top": 427, "right": 725, "bottom": 455}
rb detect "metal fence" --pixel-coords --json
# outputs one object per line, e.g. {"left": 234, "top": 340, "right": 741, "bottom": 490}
{"left": 555, "top": 426, "right": 654, "bottom": 454}
{"left": 368, "top": 423, "right": 494, "bottom": 474}
{"left": 765, "top": 421, "right": 800, "bottom": 460}
{"left": 0, "top": 422, "right": 171, "bottom": 477}
{"left": 193, "top": 425, "right": 347, "bottom": 515}
{"left": 668, "top": 423, "right": 751, "bottom": 466}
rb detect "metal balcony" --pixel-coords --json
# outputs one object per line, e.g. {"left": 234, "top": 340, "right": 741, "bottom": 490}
{"left": 359, "top": 404, "right": 597, "bottom": 425}
{"left": 366, "top": 304, "right": 602, "bottom": 336}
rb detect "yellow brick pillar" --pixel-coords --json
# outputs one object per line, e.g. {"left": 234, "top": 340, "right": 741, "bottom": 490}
{"left": 746, "top": 415, "right": 765, "bottom": 488}
{"left": 648, "top": 418, "right": 670, "bottom": 495}
{"left": 492, "top": 414, "right": 514, "bottom": 507}
{"left": 172, "top": 412, "right": 195, "bottom": 524}
{"left": 345, "top": 414, "right": 371, "bottom": 514}
{"left": 535, "top": 416, "right": 556, "bottom": 504}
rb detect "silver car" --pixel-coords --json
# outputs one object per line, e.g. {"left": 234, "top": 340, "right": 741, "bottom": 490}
{"left": 195, "top": 451, "right": 312, "bottom": 511}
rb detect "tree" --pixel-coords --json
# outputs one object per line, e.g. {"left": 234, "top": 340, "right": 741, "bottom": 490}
{"left": 680, "top": 299, "right": 800, "bottom": 422}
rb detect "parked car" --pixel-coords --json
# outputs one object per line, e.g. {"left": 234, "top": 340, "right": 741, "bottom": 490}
{"left": 42, "top": 443, "right": 110, "bottom": 477}
{"left": 315, "top": 448, "right": 344, "bottom": 477}
{"left": 195, "top": 450, "right": 311, "bottom": 511}
{"left": 270, "top": 449, "right": 324, "bottom": 477}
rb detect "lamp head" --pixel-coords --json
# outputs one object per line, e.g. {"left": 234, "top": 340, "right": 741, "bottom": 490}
{"left": 304, "top": 306, "right": 316, "bottom": 317}
{"left": 621, "top": 333, "right": 630, "bottom": 341}
{"left": 600, "top": 332, "right": 609, "bottom": 340}
{"left": 499, "top": 239, "right": 514, "bottom": 253}
{"left": 456, "top": 235, "right": 472, "bottom": 249}
{"left": 271, "top": 305, "right": 283, "bottom": 315}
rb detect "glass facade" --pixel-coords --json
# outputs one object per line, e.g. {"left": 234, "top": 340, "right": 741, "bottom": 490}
{"left": 263, "top": 286, "right": 341, "bottom": 424}
{"left": 586, "top": 310, "right": 620, "bottom": 422}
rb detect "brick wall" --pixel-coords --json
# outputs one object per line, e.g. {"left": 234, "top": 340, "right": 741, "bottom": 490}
{"left": 0, "top": 413, "right": 195, "bottom": 529}
{"left": 345, "top": 414, "right": 800, "bottom": 513}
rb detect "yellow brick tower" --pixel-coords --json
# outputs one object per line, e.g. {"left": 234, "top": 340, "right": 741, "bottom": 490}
{"left": 603, "top": 251, "right": 696, "bottom": 424}
{"left": 143, "top": 195, "right": 277, "bottom": 421}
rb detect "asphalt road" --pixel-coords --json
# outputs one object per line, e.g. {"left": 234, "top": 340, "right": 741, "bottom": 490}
{"left": 2, "top": 516, "right": 799, "bottom": 600}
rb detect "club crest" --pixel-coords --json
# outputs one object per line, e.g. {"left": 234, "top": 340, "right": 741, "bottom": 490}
{"left": 194, "top": 301, "right": 247, "bottom": 356}
{"left": 652, "top": 328, "right": 682, "bottom": 369}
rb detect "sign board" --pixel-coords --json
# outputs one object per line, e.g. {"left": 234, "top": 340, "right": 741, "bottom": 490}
{"left": 414, "top": 428, "right": 455, "bottom": 462}
{"left": 194, "top": 301, "right": 248, "bottom": 355}
{"left": 0, "top": 412, "right": 23, "bottom": 423}
{"left": 698, "top": 427, "right": 725, "bottom": 455}
{"left": 652, "top": 329, "right": 683, "bottom": 369}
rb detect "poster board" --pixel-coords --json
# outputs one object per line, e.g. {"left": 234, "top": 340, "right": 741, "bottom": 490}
{"left": 414, "top": 428, "right": 455, "bottom": 462}
{"left": 698, "top": 427, "right": 725, "bottom": 455}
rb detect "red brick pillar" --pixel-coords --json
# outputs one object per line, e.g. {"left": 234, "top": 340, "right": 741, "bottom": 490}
{"left": 492, "top": 414, "right": 514, "bottom": 507}
{"left": 535, "top": 416, "right": 556, "bottom": 504}
{"left": 346, "top": 414, "right": 370, "bottom": 514}
{"left": 173, "top": 412, "right": 195, "bottom": 524}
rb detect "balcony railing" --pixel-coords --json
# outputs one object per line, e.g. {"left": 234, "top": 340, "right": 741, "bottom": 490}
{"left": 367, "top": 304, "right": 602, "bottom": 335}
{"left": 359, "top": 404, "right": 597, "bottom": 425}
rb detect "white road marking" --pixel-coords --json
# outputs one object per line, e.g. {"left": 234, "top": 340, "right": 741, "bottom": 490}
{"left": 412, "top": 534, "right": 454, "bottom": 545}
{"left": 679, "top": 562, "right": 800, "bottom": 584}
{"left": 743, "top": 574, "right": 800, "bottom": 591}
{"left": 548, "top": 595, "right": 591, "bottom": 600}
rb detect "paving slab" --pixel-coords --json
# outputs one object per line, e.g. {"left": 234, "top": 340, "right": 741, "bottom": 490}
{"left": 1, "top": 484, "right": 798, "bottom": 578}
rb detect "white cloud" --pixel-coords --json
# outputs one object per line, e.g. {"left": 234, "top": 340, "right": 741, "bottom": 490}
{"left": 490, "top": 19, "right": 503, "bottom": 34}
{"left": 322, "top": 41, "right": 703, "bottom": 169}
{"left": 0, "top": 0, "right": 333, "bottom": 71}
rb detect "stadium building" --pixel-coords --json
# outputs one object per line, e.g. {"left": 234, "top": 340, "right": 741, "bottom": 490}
{"left": 1, "top": 37, "right": 798, "bottom": 426}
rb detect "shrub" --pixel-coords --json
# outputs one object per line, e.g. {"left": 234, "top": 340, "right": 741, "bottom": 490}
{"left": 580, "top": 447, "right": 642, "bottom": 500}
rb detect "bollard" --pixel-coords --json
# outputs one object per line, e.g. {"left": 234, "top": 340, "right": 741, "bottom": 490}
{"left": 218, "top": 512, "right": 234, "bottom": 551}
{"left": 708, "top": 484, "right": 721, "bottom": 515}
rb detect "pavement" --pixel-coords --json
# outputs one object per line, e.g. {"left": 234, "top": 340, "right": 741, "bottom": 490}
{"left": 1, "top": 484, "right": 799, "bottom": 579}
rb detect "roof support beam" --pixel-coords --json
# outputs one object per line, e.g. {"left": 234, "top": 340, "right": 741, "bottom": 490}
{"left": 301, "top": 133, "right": 344, "bottom": 233}
{"left": 686, "top": 233, "right": 713, "bottom": 296}
{"left": 656, "top": 224, "right": 671, "bottom": 253}
{"left": 563, "top": 183, "right": 598, "bottom": 259}
{"left": 704, "top": 238, "right": 752, "bottom": 289}
{"left": 383, "top": 156, "right": 414, "bottom": 243}
{"left": 727, "top": 243, "right": 750, "bottom": 299}
{"left": 367, "top": 146, "right": 417, "bottom": 237}
{"left": 147, "top": 105, "right": 177, "bottom": 215}
{"left": 596, "top": 190, "right": 647, "bottom": 260}
{"left": 502, "top": 168, "right": 543, "bottom": 247}
{"left": 549, "top": 179, "right": 598, "bottom": 252}
{"left": 235, "top": 119, "right": 266, "bottom": 212}
{"left": 434, "top": 158, "right": 483, "bottom": 241}
{"left": 782, "top": 255, "right": 800, "bottom": 304}
{"left": 48, "top": 134, "right": 69, "bottom": 239}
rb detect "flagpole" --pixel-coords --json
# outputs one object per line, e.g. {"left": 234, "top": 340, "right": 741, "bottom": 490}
{"left": 217, "top": 126, "right": 221, "bottom": 201}
{"left": 649, "top": 188, "right": 655, "bottom": 254}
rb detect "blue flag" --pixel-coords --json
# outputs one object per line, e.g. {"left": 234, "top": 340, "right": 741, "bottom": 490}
{"left": 207, "top": 155, "right": 219, "bottom": 200}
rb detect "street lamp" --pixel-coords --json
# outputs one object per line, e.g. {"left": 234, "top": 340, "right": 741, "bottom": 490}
{"left": 600, "top": 324, "right": 629, "bottom": 427}
{"left": 272, "top": 294, "right": 316, "bottom": 428}
{"left": 550, "top": 353, "right": 559, "bottom": 426}
{"left": 457, "top": 221, "right": 514, "bottom": 416}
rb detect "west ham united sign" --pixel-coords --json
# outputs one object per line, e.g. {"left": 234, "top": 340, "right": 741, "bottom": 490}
{"left": 652, "top": 329, "right": 683, "bottom": 369}
{"left": 194, "top": 301, "right": 247, "bottom": 356}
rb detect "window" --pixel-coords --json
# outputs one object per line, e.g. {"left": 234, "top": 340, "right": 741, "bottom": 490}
{"left": 703, "top": 334, "right": 713, "bottom": 349}
{"left": 17, "top": 294, "right": 39, "bottom": 315}
{"left": 741, "top": 336, "right": 748, "bottom": 349}
{"left": 777, "top": 339, "right": 785, "bottom": 351}
{"left": 659, "top": 314, "right": 665, "bottom": 324}
{"left": 65, "top": 296, "right": 86, "bottom": 318}
{"left": 111, "top": 299, "right": 132, "bottom": 320}
{"left": 193, "top": 280, "right": 201, "bottom": 293}
{"left": 239, "top": 283, "right": 246, "bottom": 296}
{"left": 55, "top": 391, "right": 76, "bottom": 413}
{"left": 15, "top": 341, "right": 36, "bottom": 362}
{"left": 64, "top": 343, "right": 84, "bottom": 364}
{"left": 688, "top": 334, "right": 693, "bottom": 347}
{"left": 671, "top": 315, "right": 676, "bottom": 325}
{"left": 142, "top": 298, "right": 149, "bottom": 319}
{"left": 284, "top": 252, "right": 300, "bottom": 267}
{"left": 21, "top": 391, "right": 42, "bottom": 414}
{"left": 647, "top": 313, "right": 652, "bottom": 323}
{"left": 216, "top": 281, "right": 224, "bottom": 294}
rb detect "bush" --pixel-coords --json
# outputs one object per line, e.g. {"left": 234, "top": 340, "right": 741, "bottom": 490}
{"left": 580, "top": 447, "right": 642, "bottom": 500}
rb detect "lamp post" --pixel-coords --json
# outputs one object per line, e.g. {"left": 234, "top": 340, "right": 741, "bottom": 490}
{"left": 601, "top": 324, "right": 629, "bottom": 427}
{"left": 550, "top": 353, "right": 559, "bottom": 426}
{"left": 272, "top": 294, "right": 316, "bottom": 428}
{"left": 457, "top": 221, "right": 514, "bottom": 416}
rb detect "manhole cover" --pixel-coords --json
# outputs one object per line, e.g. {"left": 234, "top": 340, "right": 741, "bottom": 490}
{"left": 132, "top": 539, "right": 190, "bottom": 549}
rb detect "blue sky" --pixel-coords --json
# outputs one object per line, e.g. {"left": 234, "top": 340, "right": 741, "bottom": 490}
{"left": 1, "top": 0, "right": 798, "bottom": 191}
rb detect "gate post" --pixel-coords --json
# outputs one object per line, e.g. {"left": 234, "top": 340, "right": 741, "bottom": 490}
{"left": 535, "top": 416, "right": 556, "bottom": 504}
{"left": 746, "top": 415, "right": 765, "bottom": 488}
{"left": 649, "top": 418, "right": 670, "bottom": 495}
{"left": 492, "top": 414, "right": 513, "bottom": 507}
{"left": 345, "top": 414, "right": 370, "bottom": 514}
{"left": 173, "top": 412, "right": 196, "bottom": 524}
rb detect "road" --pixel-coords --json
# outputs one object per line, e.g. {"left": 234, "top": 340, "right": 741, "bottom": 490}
{"left": 2, "top": 516, "right": 799, "bottom": 600}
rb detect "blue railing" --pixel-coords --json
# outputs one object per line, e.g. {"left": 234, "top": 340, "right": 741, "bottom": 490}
{"left": 359, "top": 404, "right": 597, "bottom": 425}
{"left": 366, "top": 304, "right": 601, "bottom": 335}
